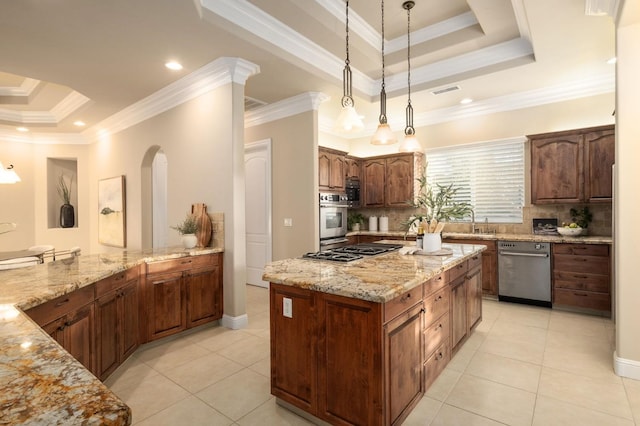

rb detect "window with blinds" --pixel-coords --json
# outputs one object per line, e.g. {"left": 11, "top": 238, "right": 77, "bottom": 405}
{"left": 425, "top": 137, "right": 525, "bottom": 223}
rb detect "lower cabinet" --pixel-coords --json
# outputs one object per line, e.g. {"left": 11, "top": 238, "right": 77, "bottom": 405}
{"left": 449, "top": 255, "right": 483, "bottom": 355}
{"left": 449, "top": 275, "right": 467, "bottom": 354}
{"left": 443, "top": 239, "right": 497, "bottom": 296}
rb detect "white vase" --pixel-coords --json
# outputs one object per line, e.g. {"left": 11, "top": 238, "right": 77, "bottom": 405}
{"left": 423, "top": 233, "right": 442, "bottom": 252}
{"left": 182, "top": 234, "right": 197, "bottom": 249}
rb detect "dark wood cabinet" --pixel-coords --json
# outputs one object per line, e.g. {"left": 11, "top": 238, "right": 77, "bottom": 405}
{"left": 363, "top": 153, "right": 424, "bottom": 208}
{"left": 95, "top": 267, "right": 140, "bottom": 380}
{"left": 552, "top": 243, "right": 611, "bottom": 312}
{"left": 186, "top": 262, "right": 223, "bottom": 328}
{"left": 449, "top": 275, "right": 467, "bottom": 354}
{"left": 319, "top": 147, "right": 346, "bottom": 191}
{"left": 363, "top": 158, "right": 386, "bottom": 207}
{"left": 345, "top": 156, "right": 362, "bottom": 180}
{"left": 466, "top": 263, "right": 482, "bottom": 330}
{"left": 145, "top": 269, "right": 185, "bottom": 341}
{"left": 444, "top": 239, "right": 497, "bottom": 296}
{"left": 529, "top": 125, "right": 614, "bottom": 204}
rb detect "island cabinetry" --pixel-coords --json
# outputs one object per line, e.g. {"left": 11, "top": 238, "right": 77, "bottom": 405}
{"left": 529, "top": 125, "right": 614, "bottom": 204}
{"left": 448, "top": 256, "right": 483, "bottom": 355}
{"left": 552, "top": 243, "right": 611, "bottom": 312}
{"left": 143, "top": 253, "right": 222, "bottom": 342}
{"left": 466, "top": 256, "right": 483, "bottom": 330}
{"left": 444, "top": 239, "right": 497, "bottom": 296}
{"left": 94, "top": 266, "right": 140, "bottom": 381}
{"left": 423, "top": 273, "right": 450, "bottom": 389}
{"left": 26, "top": 284, "right": 96, "bottom": 374}
{"left": 319, "top": 147, "right": 347, "bottom": 191}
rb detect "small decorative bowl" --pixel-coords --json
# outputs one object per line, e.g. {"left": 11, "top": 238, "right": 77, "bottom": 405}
{"left": 557, "top": 226, "right": 583, "bottom": 236}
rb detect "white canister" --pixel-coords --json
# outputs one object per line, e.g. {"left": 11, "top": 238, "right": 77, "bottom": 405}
{"left": 423, "top": 233, "right": 442, "bottom": 252}
{"left": 379, "top": 216, "right": 389, "bottom": 232}
{"left": 369, "top": 216, "right": 378, "bottom": 231}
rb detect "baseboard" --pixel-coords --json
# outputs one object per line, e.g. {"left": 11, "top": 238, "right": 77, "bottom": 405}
{"left": 220, "top": 313, "right": 249, "bottom": 330}
{"left": 613, "top": 351, "right": 640, "bottom": 380}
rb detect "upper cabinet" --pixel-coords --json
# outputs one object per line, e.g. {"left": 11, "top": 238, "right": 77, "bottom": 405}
{"left": 345, "top": 156, "right": 362, "bottom": 181}
{"left": 318, "top": 147, "right": 347, "bottom": 191}
{"left": 529, "top": 125, "right": 614, "bottom": 204}
{"left": 363, "top": 152, "right": 424, "bottom": 208}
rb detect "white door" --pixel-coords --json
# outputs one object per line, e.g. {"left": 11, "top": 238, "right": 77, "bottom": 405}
{"left": 245, "top": 139, "right": 272, "bottom": 288}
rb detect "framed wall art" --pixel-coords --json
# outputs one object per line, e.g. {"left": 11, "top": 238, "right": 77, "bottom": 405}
{"left": 98, "top": 175, "right": 126, "bottom": 247}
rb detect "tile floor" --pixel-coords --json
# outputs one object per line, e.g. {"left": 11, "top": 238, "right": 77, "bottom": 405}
{"left": 105, "top": 285, "right": 640, "bottom": 425}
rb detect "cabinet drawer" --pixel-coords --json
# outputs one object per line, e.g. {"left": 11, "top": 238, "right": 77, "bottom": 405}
{"left": 384, "top": 286, "right": 423, "bottom": 323}
{"left": 447, "top": 260, "right": 467, "bottom": 283}
{"left": 423, "top": 287, "right": 449, "bottom": 326}
{"left": 554, "top": 288, "right": 611, "bottom": 311}
{"left": 554, "top": 271, "right": 610, "bottom": 293}
{"left": 468, "top": 253, "right": 482, "bottom": 271}
{"left": 146, "top": 253, "right": 218, "bottom": 275}
{"left": 423, "top": 273, "right": 446, "bottom": 296}
{"left": 553, "top": 244, "right": 609, "bottom": 257}
{"left": 424, "top": 342, "right": 450, "bottom": 390}
{"left": 95, "top": 267, "right": 139, "bottom": 297}
{"left": 26, "top": 285, "right": 95, "bottom": 326}
{"left": 424, "top": 312, "right": 449, "bottom": 359}
{"left": 554, "top": 254, "right": 609, "bottom": 275}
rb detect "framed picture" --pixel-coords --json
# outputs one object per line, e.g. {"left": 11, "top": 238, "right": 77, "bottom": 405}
{"left": 98, "top": 175, "right": 126, "bottom": 247}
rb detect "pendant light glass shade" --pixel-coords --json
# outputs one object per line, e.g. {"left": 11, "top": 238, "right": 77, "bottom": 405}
{"left": 0, "top": 162, "right": 20, "bottom": 184}
{"left": 335, "top": 0, "right": 364, "bottom": 133}
{"left": 371, "top": 0, "right": 397, "bottom": 145}
{"left": 398, "top": 1, "right": 422, "bottom": 153}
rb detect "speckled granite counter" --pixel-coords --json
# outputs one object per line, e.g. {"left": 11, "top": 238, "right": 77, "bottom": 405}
{"left": 0, "top": 246, "right": 222, "bottom": 425}
{"left": 263, "top": 242, "right": 486, "bottom": 303}
{"left": 349, "top": 230, "right": 613, "bottom": 245}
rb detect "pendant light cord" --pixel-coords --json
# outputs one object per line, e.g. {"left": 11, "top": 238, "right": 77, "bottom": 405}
{"left": 378, "top": 0, "right": 388, "bottom": 124}
{"left": 403, "top": 1, "right": 415, "bottom": 135}
{"left": 341, "top": 0, "right": 354, "bottom": 108}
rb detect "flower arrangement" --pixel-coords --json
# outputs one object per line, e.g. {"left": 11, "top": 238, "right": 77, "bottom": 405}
{"left": 57, "top": 174, "right": 72, "bottom": 204}
{"left": 171, "top": 214, "right": 199, "bottom": 235}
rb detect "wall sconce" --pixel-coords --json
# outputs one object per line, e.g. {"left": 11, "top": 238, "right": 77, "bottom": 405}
{"left": 0, "top": 162, "right": 21, "bottom": 184}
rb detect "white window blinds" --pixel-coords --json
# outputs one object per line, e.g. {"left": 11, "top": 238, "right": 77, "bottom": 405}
{"left": 426, "top": 137, "right": 525, "bottom": 223}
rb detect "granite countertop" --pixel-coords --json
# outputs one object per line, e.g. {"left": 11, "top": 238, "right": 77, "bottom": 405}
{"left": 349, "top": 230, "right": 613, "bottom": 245}
{"left": 263, "top": 242, "right": 486, "bottom": 303}
{"left": 0, "top": 246, "right": 223, "bottom": 425}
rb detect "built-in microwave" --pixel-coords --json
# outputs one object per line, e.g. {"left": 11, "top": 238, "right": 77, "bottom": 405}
{"left": 345, "top": 178, "right": 360, "bottom": 208}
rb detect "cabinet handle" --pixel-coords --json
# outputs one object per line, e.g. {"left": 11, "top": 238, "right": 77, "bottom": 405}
{"left": 573, "top": 292, "right": 588, "bottom": 297}
{"left": 437, "top": 323, "right": 443, "bottom": 330}
{"left": 436, "top": 352, "right": 444, "bottom": 360}
{"left": 573, "top": 275, "right": 588, "bottom": 279}
{"left": 55, "top": 298, "right": 70, "bottom": 307}
{"left": 435, "top": 295, "right": 443, "bottom": 302}
{"left": 420, "top": 308, "right": 426, "bottom": 314}
{"left": 181, "top": 259, "right": 193, "bottom": 265}
{"left": 114, "top": 274, "right": 125, "bottom": 281}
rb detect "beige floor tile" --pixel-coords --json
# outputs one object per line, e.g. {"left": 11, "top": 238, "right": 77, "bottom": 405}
{"left": 488, "top": 321, "right": 548, "bottom": 346}
{"left": 402, "top": 396, "right": 442, "bottom": 426}
{"left": 236, "top": 398, "right": 315, "bottom": 426}
{"left": 478, "top": 335, "right": 546, "bottom": 365}
{"left": 431, "top": 403, "right": 507, "bottom": 426}
{"left": 104, "top": 354, "right": 160, "bottom": 393}
{"left": 134, "top": 395, "right": 233, "bottom": 426}
{"left": 543, "top": 336, "right": 617, "bottom": 382}
{"left": 532, "top": 395, "right": 635, "bottom": 426}
{"left": 112, "top": 374, "right": 190, "bottom": 424}
{"left": 162, "top": 352, "right": 245, "bottom": 393}
{"left": 248, "top": 356, "right": 271, "bottom": 378}
{"left": 196, "top": 327, "right": 255, "bottom": 353}
{"left": 447, "top": 340, "right": 477, "bottom": 372}
{"left": 136, "top": 338, "right": 211, "bottom": 373}
{"left": 497, "top": 304, "right": 551, "bottom": 329}
{"left": 538, "top": 367, "right": 633, "bottom": 419}
{"left": 425, "top": 368, "right": 462, "bottom": 402}
{"left": 196, "top": 369, "right": 271, "bottom": 421}
{"left": 446, "top": 374, "right": 536, "bottom": 426}
{"left": 465, "top": 351, "right": 541, "bottom": 393}
{"left": 217, "top": 334, "right": 270, "bottom": 367}
{"left": 243, "top": 311, "right": 271, "bottom": 337}
{"left": 548, "top": 310, "right": 608, "bottom": 339}
{"left": 623, "top": 377, "right": 640, "bottom": 424}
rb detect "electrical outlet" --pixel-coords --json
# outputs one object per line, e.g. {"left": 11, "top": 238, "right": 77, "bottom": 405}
{"left": 283, "top": 297, "right": 293, "bottom": 318}
{"left": 284, "top": 218, "right": 293, "bottom": 227}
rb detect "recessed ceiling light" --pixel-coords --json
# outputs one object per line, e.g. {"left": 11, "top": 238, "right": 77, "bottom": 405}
{"left": 16, "top": 127, "right": 28, "bottom": 132}
{"left": 165, "top": 61, "right": 183, "bottom": 71}
{"left": 73, "top": 120, "right": 86, "bottom": 127}
{"left": 460, "top": 98, "right": 473, "bottom": 105}
{"left": 607, "top": 57, "right": 617, "bottom": 64}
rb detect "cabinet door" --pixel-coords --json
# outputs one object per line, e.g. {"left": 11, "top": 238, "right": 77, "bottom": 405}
{"left": 120, "top": 280, "right": 140, "bottom": 359}
{"left": 329, "top": 154, "right": 345, "bottom": 190}
{"left": 363, "top": 159, "right": 385, "bottom": 207}
{"left": 385, "top": 155, "right": 414, "bottom": 207}
{"left": 186, "top": 265, "right": 222, "bottom": 328}
{"left": 466, "top": 266, "right": 482, "bottom": 331}
{"left": 531, "top": 135, "right": 583, "bottom": 204}
{"left": 147, "top": 271, "right": 185, "bottom": 341}
{"left": 385, "top": 303, "right": 423, "bottom": 426}
{"left": 584, "top": 128, "right": 615, "bottom": 202}
{"left": 345, "top": 157, "right": 361, "bottom": 180}
{"left": 95, "top": 291, "right": 119, "bottom": 380}
{"left": 318, "top": 151, "right": 331, "bottom": 190}
{"left": 62, "top": 303, "right": 95, "bottom": 374}
{"left": 450, "top": 277, "right": 467, "bottom": 353}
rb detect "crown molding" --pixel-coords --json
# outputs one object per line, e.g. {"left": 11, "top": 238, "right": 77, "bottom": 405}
{"left": 0, "top": 127, "right": 87, "bottom": 144}
{"left": 0, "top": 89, "right": 90, "bottom": 125}
{"left": 51, "top": 91, "right": 91, "bottom": 122}
{"left": 245, "top": 92, "right": 329, "bottom": 128}
{"left": 0, "top": 78, "right": 40, "bottom": 97}
{"left": 83, "top": 57, "right": 259, "bottom": 143}
{"left": 314, "top": 0, "right": 380, "bottom": 49}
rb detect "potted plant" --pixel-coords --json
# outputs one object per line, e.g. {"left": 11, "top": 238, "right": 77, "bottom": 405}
{"left": 347, "top": 212, "right": 365, "bottom": 231}
{"left": 171, "top": 214, "right": 200, "bottom": 248}
{"left": 57, "top": 174, "right": 75, "bottom": 228}
{"left": 569, "top": 207, "right": 592, "bottom": 235}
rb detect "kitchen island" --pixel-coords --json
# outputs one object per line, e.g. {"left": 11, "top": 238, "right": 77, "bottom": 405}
{"left": 0, "top": 246, "right": 222, "bottom": 425}
{"left": 263, "top": 242, "right": 486, "bottom": 426}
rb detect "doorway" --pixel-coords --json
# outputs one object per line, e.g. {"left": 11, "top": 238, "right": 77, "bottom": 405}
{"left": 244, "top": 139, "right": 272, "bottom": 288}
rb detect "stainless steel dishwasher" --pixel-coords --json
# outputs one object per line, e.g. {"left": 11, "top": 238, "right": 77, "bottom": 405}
{"left": 498, "top": 241, "right": 551, "bottom": 307}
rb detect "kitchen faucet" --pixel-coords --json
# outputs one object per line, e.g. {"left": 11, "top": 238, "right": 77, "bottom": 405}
{"left": 470, "top": 210, "right": 477, "bottom": 233}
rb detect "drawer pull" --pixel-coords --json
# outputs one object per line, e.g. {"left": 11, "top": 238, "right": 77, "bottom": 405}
{"left": 573, "top": 292, "right": 588, "bottom": 297}
{"left": 181, "top": 259, "right": 193, "bottom": 265}
{"left": 573, "top": 275, "right": 588, "bottom": 279}
{"left": 421, "top": 308, "right": 426, "bottom": 314}
{"left": 55, "top": 298, "right": 70, "bottom": 307}
{"left": 437, "top": 323, "right": 443, "bottom": 330}
{"left": 115, "top": 274, "right": 125, "bottom": 281}
{"left": 435, "top": 295, "right": 443, "bottom": 302}
{"left": 436, "top": 352, "right": 444, "bottom": 360}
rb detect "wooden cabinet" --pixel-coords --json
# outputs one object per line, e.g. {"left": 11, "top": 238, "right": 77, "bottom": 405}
{"left": 447, "top": 257, "right": 483, "bottom": 355}
{"left": 144, "top": 253, "right": 223, "bottom": 342}
{"left": 363, "top": 152, "right": 424, "bottom": 208}
{"left": 26, "top": 285, "right": 96, "bottom": 374}
{"left": 319, "top": 147, "right": 347, "bottom": 191}
{"left": 95, "top": 267, "right": 140, "bottom": 380}
{"left": 449, "top": 275, "right": 467, "bottom": 354}
{"left": 423, "top": 273, "right": 450, "bottom": 389}
{"left": 552, "top": 243, "right": 611, "bottom": 312}
{"left": 444, "top": 239, "right": 497, "bottom": 296}
{"left": 529, "top": 125, "right": 614, "bottom": 204}
{"left": 345, "top": 156, "right": 362, "bottom": 180}
{"left": 466, "top": 263, "right": 482, "bottom": 330}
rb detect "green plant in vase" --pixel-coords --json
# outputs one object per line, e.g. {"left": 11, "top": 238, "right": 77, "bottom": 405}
{"left": 569, "top": 207, "right": 592, "bottom": 234}
{"left": 347, "top": 212, "right": 365, "bottom": 231}
{"left": 171, "top": 214, "right": 200, "bottom": 248}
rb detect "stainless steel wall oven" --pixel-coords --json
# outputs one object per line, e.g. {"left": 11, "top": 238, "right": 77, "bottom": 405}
{"left": 319, "top": 193, "right": 349, "bottom": 251}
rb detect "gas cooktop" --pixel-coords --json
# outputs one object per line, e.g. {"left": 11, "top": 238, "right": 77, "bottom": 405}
{"left": 303, "top": 243, "right": 403, "bottom": 262}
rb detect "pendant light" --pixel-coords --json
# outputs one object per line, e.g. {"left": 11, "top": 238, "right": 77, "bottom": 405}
{"left": 398, "top": 1, "right": 422, "bottom": 152}
{"left": 371, "top": 0, "right": 397, "bottom": 145}
{"left": 334, "top": 0, "right": 364, "bottom": 133}
{"left": 0, "top": 162, "right": 20, "bottom": 184}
